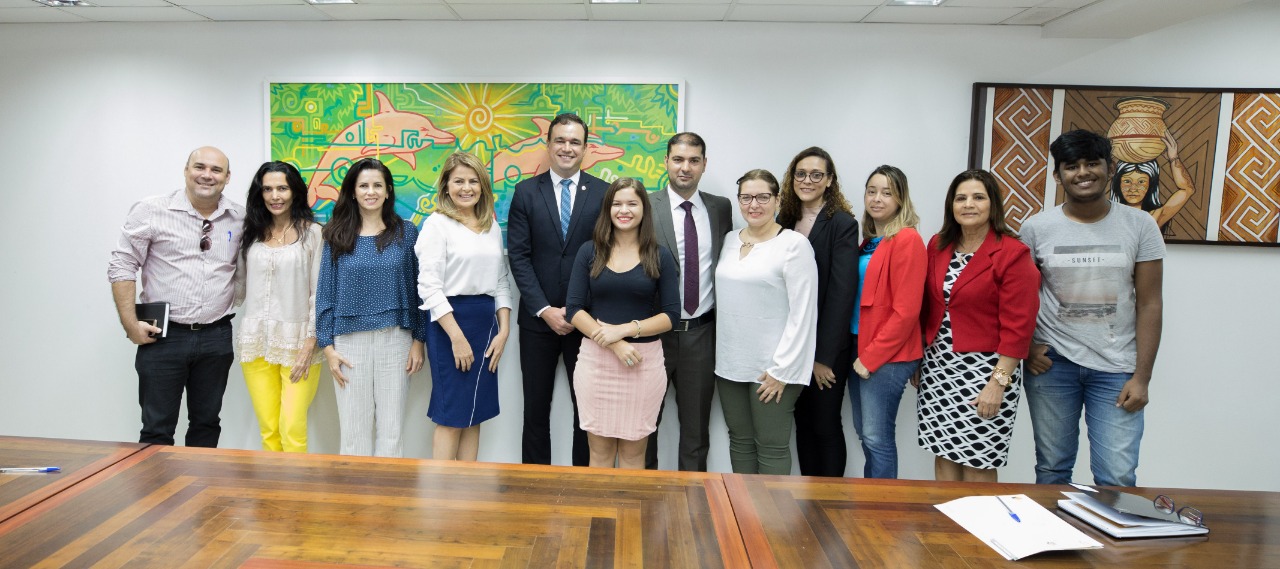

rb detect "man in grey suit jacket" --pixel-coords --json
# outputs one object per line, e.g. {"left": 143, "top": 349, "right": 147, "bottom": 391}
{"left": 645, "top": 132, "right": 732, "bottom": 471}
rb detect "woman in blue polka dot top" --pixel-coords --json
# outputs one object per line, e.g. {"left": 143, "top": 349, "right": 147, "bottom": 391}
{"left": 316, "top": 158, "right": 428, "bottom": 458}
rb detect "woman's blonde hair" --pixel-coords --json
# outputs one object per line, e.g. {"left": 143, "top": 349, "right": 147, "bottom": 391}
{"left": 435, "top": 151, "right": 495, "bottom": 232}
{"left": 861, "top": 164, "right": 919, "bottom": 241}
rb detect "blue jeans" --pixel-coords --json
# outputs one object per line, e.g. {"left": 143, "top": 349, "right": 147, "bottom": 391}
{"left": 849, "top": 359, "right": 919, "bottom": 479}
{"left": 1024, "top": 348, "right": 1144, "bottom": 487}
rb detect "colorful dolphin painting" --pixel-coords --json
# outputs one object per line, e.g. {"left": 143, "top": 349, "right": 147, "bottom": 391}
{"left": 307, "top": 91, "right": 456, "bottom": 206}
{"left": 489, "top": 117, "right": 625, "bottom": 185}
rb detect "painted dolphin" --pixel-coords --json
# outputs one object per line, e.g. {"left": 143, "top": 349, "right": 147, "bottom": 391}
{"left": 307, "top": 91, "right": 456, "bottom": 206}
{"left": 489, "top": 117, "right": 625, "bottom": 184}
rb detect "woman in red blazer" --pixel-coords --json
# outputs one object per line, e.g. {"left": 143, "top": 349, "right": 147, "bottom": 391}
{"left": 916, "top": 170, "right": 1040, "bottom": 482}
{"left": 849, "top": 165, "right": 926, "bottom": 479}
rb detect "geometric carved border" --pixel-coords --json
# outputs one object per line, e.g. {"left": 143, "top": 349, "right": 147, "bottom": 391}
{"left": 1219, "top": 93, "right": 1280, "bottom": 242}
{"left": 989, "top": 87, "right": 1052, "bottom": 232}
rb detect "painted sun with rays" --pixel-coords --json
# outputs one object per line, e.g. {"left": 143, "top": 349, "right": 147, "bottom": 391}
{"left": 402, "top": 83, "right": 543, "bottom": 164}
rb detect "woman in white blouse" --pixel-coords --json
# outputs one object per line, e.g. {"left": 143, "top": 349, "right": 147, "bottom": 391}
{"left": 235, "top": 161, "right": 323, "bottom": 453}
{"left": 415, "top": 152, "right": 513, "bottom": 461}
{"left": 715, "top": 169, "right": 819, "bottom": 475}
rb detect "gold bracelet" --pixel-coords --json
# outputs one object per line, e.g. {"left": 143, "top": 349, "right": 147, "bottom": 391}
{"left": 632, "top": 320, "right": 642, "bottom": 338}
{"left": 993, "top": 366, "right": 1012, "bottom": 386}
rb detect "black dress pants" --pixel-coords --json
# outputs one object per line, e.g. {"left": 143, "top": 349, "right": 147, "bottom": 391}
{"left": 645, "top": 322, "right": 717, "bottom": 471}
{"left": 519, "top": 327, "right": 590, "bottom": 466}
{"left": 794, "top": 342, "right": 853, "bottom": 477}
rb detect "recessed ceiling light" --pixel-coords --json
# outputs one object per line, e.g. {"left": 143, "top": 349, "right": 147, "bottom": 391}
{"left": 305, "top": 0, "right": 356, "bottom": 4}
{"left": 32, "top": 0, "right": 94, "bottom": 6}
{"left": 590, "top": 0, "right": 641, "bottom": 4}
{"left": 887, "top": 0, "right": 945, "bottom": 6}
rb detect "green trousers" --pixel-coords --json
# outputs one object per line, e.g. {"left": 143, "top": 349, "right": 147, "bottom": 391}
{"left": 717, "top": 377, "right": 803, "bottom": 475}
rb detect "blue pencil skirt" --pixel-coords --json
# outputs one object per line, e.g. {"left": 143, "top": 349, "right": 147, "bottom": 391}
{"left": 426, "top": 295, "right": 500, "bottom": 428}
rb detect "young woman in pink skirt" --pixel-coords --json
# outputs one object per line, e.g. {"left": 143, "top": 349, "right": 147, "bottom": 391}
{"left": 565, "top": 177, "right": 679, "bottom": 469}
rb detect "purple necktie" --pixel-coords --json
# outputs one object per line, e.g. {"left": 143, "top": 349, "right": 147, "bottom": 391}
{"left": 679, "top": 201, "right": 699, "bottom": 316}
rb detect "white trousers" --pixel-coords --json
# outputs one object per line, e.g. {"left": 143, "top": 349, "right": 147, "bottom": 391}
{"left": 332, "top": 326, "right": 411, "bottom": 457}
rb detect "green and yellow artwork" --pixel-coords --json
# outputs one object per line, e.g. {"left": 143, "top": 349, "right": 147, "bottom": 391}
{"left": 269, "top": 82, "right": 682, "bottom": 228}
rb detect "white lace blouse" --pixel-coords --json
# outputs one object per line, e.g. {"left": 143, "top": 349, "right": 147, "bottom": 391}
{"left": 234, "top": 224, "right": 323, "bottom": 365}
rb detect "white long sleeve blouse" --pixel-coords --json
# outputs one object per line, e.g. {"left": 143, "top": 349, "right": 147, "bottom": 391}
{"left": 714, "top": 228, "right": 819, "bottom": 385}
{"left": 414, "top": 213, "right": 513, "bottom": 322}
{"left": 234, "top": 223, "right": 323, "bottom": 365}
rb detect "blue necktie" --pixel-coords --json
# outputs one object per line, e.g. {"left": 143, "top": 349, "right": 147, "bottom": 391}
{"left": 559, "top": 178, "right": 572, "bottom": 239}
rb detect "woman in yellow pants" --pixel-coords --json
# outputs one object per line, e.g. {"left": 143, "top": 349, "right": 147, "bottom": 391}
{"left": 235, "top": 161, "right": 323, "bottom": 452}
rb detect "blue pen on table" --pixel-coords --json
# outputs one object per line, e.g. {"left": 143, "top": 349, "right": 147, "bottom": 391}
{"left": 997, "top": 496, "right": 1021, "bottom": 523}
{"left": 0, "top": 467, "right": 61, "bottom": 473}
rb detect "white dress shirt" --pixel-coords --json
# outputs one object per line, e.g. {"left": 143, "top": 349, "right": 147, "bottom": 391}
{"left": 550, "top": 170, "right": 582, "bottom": 217}
{"left": 415, "top": 213, "right": 514, "bottom": 321}
{"left": 667, "top": 187, "right": 715, "bottom": 319}
{"left": 714, "top": 229, "right": 819, "bottom": 385}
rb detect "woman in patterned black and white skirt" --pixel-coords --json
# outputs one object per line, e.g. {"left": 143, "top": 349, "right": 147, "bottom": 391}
{"left": 916, "top": 170, "right": 1041, "bottom": 482}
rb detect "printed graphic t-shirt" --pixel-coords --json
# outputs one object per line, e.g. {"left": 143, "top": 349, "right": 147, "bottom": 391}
{"left": 1019, "top": 204, "right": 1165, "bottom": 374}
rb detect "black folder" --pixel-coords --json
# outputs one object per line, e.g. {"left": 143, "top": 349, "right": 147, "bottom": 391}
{"left": 136, "top": 302, "right": 170, "bottom": 338}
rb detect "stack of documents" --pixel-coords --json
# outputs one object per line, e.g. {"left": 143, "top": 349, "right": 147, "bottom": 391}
{"left": 936, "top": 494, "right": 1103, "bottom": 560}
{"left": 1058, "top": 490, "right": 1210, "bottom": 539}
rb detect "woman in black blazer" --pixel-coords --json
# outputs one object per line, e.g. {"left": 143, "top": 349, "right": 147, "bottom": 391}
{"left": 778, "top": 146, "right": 860, "bottom": 477}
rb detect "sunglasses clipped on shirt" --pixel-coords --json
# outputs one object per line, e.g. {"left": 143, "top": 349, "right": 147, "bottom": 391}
{"left": 200, "top": 219, "right": 213, "bottom": 252}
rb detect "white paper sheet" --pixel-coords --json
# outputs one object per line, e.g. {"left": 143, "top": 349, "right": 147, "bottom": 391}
{"left": 935, "top": 494, "right": 1103, "bottom": 560}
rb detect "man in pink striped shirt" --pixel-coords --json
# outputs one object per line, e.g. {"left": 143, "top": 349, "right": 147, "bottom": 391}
{"left": 108, "top": 146, "right": 244, "bottom": 447}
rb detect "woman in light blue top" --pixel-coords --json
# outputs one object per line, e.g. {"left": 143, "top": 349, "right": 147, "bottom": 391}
{"left": 316, "top": 158, "right": 427, "bottom": 457}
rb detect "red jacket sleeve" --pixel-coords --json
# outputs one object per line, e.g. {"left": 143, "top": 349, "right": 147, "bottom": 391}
{"left": 995, "top": 239, "right": 1041, "bottom": 359}
{"left": 920, "top": 234, "right": 946, "bottom": 347}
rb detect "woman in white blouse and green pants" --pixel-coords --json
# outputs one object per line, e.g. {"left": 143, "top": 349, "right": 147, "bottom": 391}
{"left": 714, "top": 169, "right": 819, "bottom": 475}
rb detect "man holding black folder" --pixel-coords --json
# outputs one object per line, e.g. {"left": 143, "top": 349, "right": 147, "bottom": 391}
{"left": 107, "top": 146, "right": 244, "bottom": 448}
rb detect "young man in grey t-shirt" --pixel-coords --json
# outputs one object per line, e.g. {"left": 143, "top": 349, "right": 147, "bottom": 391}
{"left": 1019, "top": 129, "right": 1165, "bottom": 487}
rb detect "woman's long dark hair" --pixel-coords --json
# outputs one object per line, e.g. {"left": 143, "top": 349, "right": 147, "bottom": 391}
{"left": 590, "top": 178, "right": 661, "bottom": 279}
{"left": 321, "top": 158, "right": 404, "bottom": 261}
{"left": 240, "top": 161, "right": 314, "bottom": 261}
{"left": 778, "top": 146, "right": 852, "bottom": 227}
{"left": 935, "top": 169, "right": 1014, "bottom": 250}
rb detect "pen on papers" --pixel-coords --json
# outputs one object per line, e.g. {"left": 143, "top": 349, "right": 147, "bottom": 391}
{"left": 997, "top": 496, "right": 1021, "bottom": 523}
{"left": 0, "top": 467, "right": 61, "bottom": 473}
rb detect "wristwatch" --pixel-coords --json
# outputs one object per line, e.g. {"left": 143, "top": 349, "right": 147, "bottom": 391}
{"left": 993, "top": 366, "right": 1013, "bottom": 387}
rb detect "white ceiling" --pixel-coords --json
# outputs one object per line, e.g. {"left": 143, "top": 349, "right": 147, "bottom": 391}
{"left": 0, "top": 0, "right": 1256, "bottom": 38}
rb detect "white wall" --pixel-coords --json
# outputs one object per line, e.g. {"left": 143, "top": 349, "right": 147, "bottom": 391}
{"left": 2, "top": 1, "right": 1276, "bottom": 491}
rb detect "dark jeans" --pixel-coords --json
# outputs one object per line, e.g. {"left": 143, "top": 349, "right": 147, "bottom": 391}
{"left": 519, "top": 327, "right": 590, "bottom": 466}
{"left": 135, "top": 322, "right": 234, "bottom": 447}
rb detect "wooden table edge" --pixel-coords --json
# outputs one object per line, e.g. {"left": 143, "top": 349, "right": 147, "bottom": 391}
{"left": 723, "top": 473, "right": 779, "bottom": 569}
{"left": 0, "top": 444, "right": 158, "bottom": 536}
{"left": 702, "top": 477, "right": 752, "bottom": 568}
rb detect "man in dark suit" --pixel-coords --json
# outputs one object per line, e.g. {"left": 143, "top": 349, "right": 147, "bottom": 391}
{"left": 507, "top": 113, "right": 606, "bottom": 466}
{"left": 644, "top": 133, "right": 732, "bottom": 471}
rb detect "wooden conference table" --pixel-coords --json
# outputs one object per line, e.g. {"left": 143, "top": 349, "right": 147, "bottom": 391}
{"left": 1, "top": 436, "right": 1277, "bottom": 568}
